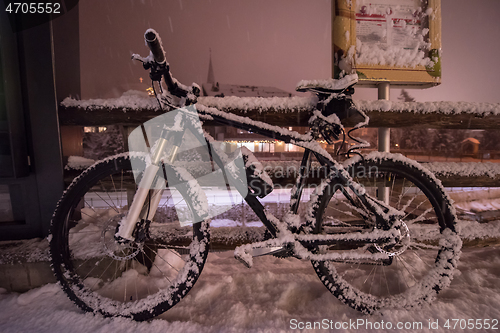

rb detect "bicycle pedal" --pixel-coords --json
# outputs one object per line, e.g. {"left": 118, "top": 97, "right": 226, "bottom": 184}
{"left": 234, "top": 246, "right": 285, "bottom": 268}
{"left": 234, "top": 249, "right": 253, "bottom": 268}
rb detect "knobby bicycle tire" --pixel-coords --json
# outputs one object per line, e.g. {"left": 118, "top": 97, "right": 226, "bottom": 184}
{"left": 50, "top": 153, "right": 210, "bottom": 320}
{"left": 307, "top": 152, "right": 461, "bottom": 313}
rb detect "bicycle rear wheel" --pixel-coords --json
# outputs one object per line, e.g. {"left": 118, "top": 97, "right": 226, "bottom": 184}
{"left": 50, "top": 153, "right": 210, "bottom": 320}
{"left": 308, "top": 153, "right": 461, "bottom": 313}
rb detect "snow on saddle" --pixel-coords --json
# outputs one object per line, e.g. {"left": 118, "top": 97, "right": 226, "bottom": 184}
{"left": 296, "top": 73, "right": 358, "bottom": 94}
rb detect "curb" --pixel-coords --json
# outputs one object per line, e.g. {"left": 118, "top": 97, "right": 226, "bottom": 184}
{"left": 0, "top": 261, "right": 56, "bottom": 293}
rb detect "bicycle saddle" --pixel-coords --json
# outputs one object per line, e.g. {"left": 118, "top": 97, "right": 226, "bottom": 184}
{"left": 296, "top": 73, "right": 358, "bottom": 94}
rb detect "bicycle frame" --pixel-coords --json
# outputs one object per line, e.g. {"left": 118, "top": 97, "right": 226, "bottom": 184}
{"left": 116, "top": 101, "right": 404, "bottom": 256}
{"left": 196, "top": 105, "right": 405, "bottom": 245}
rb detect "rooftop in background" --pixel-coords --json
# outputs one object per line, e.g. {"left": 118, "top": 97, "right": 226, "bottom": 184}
{"left": 201, "top": 49, "right": 292, "bottom": 98}
{"left": 201, "top": 82, "right": 292, "bottom": 98}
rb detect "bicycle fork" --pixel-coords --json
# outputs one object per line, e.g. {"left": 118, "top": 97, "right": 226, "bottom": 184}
{"left": 115, "top": 133, "right": 180, "bottom": 242}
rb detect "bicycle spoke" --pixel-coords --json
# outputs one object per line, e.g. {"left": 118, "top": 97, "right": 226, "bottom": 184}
{"left": 404, "top": 200, "right": 431, "bottom": 221}
{"left": 88, "top": 191, "right": 120, "bottom": 214}
{"left": 363, "top": 266, "right": 376, "bottom": 285}
{"left": 145, "top": 244, "right": 182, "bottom": 273}
{"left": 382, "top": 264, "right": 390, "bottom": 296}
{"left": 390, "top": 173, "right": 397, "bottom": 207}
{"left": 88, "top": 257, "right": 115, "bottom": 291}
{"left": 410, "top": 248, "right": 432, "bottom": 268}
{"left": 109, "top": 175, "right": 120, "bottom": 206}
{"left": 406, "top": 207, "right": 433, "bottom": 225}
{"left": 168, "top": 247, "right": 184, "bottom": 259}
{"left": 82, "top": 200, "right": 99, "bottom": 215}
{"left": 368, "top": 265, "right": 377, "bottom": 295}
{"left": 330, "top": 197, "right": 369, "bottom": 220}
{"left": 395, "top": 257, "right": 411, "bottom": 289}
{"left": 400, "top": 195, "right": 416, "bottom": 213}
{"left": 398, "top": 255, "right": 419, "bottom": 285}
{"left": 396, "top": 178, "right": 408, "bottom": 209}
{"left": 98, "top": 179, "right": 120, "bottom": 212}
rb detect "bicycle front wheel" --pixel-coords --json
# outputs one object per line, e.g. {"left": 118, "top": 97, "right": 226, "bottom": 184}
{"left": 50, "top": 153, "right": 210, "bottom": 320}
{"left": 308, "top": 153, "right": 461, "bottom": 313}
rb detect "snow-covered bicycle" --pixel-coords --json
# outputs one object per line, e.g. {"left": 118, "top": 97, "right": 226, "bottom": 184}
{"left": 49, "top": 29, "right": 461, "bottom": 320}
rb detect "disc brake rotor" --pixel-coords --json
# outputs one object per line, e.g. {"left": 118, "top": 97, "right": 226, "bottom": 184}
{"left": 374, "top": 221, "right": 410, "bottom": 257}
{"left": 101, "top": 213, "right": 143, "bottom": 261}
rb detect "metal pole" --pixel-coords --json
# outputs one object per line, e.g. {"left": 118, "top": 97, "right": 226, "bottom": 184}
{"left": 378, "top": 82, "right": 390, "bottom": 153}
{"left": 377, "top": 82, "right": 390, "bottom": 203}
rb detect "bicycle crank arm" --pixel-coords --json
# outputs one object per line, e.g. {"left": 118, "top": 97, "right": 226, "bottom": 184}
{"left": 250, "top": 246, "right": 286, "bottom": 257}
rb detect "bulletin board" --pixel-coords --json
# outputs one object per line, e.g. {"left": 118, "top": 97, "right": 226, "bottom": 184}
{"left": 333, "top": 0, "right": 442, "bottom": 87}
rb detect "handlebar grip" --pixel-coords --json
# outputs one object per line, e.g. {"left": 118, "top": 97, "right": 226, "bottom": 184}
{"left": 145, "top": 29, "right": 166, "bottom": 65}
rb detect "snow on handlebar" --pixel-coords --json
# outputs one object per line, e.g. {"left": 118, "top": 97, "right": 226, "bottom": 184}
{"left": 145, "top": 29, "right": 167, "bottom": 65}
{"left": 132, "top": 29, "right": 200, "bottom": 105}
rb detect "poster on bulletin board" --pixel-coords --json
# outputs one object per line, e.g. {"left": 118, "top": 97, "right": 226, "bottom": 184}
{"left": 333, "top": 0, "right": 442, "bottom": 88}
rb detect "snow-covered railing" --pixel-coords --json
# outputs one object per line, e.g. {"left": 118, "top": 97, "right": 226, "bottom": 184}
{"left": 59, "top": 93, "right": 317, "bottom": 127}
{"left": 59, "top": 93, "right": 500, "bottom": 187}
{"left": 59, "top": 92, "right": 500, "bottom": 129}
{"left": 425, "top": 162, "right": 500, "bottom": 187}
{"left": 354, "top": 100, "right": 500, "bottom": 129}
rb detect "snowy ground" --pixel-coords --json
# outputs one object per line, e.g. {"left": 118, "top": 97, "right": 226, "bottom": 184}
{"left": 1, "top": 243, "right": 500, "bottom": 333}
{"left": 2, "top": 186, "right": 500, "bottom": 332}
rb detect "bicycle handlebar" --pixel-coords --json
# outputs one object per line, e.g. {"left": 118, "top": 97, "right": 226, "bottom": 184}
{"left": 140, "top": 29, "right": 199, "bottom": 101}
{"left": 145, "top": 29, "right": 166, "bottom": 65}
